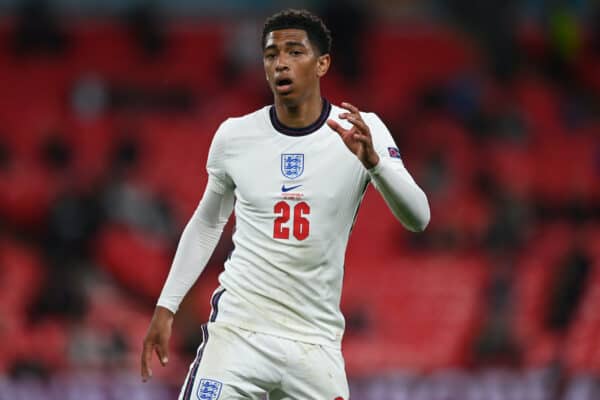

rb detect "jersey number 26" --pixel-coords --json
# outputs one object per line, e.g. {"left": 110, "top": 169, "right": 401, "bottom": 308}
{"left": 273, "top": 201, "right": 310, "bottom": 240}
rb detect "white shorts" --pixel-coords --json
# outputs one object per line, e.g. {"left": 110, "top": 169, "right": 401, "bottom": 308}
{"left": 177, "top": 322, "right": 349, "bottom": 400}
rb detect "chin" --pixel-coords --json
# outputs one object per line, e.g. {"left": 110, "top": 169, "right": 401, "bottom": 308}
{"left": 274, "top": 91, "right": 299, "bottom": 105}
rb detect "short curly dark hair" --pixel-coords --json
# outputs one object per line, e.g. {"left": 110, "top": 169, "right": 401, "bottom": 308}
{"left": 262, "top": 9, "right": 332, "bottom": 55}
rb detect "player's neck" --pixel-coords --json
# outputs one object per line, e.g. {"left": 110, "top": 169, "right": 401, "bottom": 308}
{"left": 273, "top": 92, "right": 323, "bottom": 129}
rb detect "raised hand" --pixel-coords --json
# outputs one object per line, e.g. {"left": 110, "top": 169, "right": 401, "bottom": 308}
{"left": 327, "top": 102, "right": 380, "bottom": 169}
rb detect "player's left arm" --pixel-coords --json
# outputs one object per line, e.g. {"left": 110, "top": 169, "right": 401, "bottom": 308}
{"left": 327, "top": 102, "right": 430, "bottom": 232}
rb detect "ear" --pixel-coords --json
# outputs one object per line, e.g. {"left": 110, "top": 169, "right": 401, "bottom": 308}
{"left": 316, "top": 54, "right": 331, "bottom": 78}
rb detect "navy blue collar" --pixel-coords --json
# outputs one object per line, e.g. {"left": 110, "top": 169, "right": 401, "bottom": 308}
{"left": 269, "top": 99, "right": 331, "bottom": 137}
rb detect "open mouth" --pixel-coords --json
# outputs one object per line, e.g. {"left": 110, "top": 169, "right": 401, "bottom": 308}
{"left": 275, "top": 78, "right": 293, "bottom": 93}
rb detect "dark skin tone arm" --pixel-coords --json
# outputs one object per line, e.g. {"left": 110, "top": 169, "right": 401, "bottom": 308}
{"left": 141, "top": 306, "right": 173, "bottom": 381}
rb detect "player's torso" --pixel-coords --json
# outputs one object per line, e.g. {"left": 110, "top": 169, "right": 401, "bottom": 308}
{"left": 212, "top": 105, "right": 371, "bottom": 345}
{"left": 224, "top": 111, "right": 369, "bottom": 253}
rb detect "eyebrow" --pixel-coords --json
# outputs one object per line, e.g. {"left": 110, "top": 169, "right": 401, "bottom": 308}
{"left": 264, "top": 41, "right": 307, "bottom": 51}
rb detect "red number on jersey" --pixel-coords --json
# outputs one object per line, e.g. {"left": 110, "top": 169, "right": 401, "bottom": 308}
{"left": 273, "top": 201, "right": 290, "bottom": 239}
{"left": 293, "top": 201, "right": 310, "bottom": 240}
{"left": 273, "top": 201, "right": 310, "bottom": 240}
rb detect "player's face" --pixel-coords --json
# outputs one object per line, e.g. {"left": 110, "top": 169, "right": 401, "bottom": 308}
{"left": 263, "top": 29, "right": 330, "bottom": 104}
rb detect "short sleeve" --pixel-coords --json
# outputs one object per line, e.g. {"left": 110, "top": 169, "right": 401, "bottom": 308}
{"left": 363, "top": 112, "right": 404, "bottom": 166}
{"left": 206, "top": 119, "right": 235, "bottom": 194}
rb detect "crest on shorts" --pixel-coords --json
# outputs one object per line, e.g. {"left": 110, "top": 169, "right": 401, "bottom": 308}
{"left": 197, "top": 378, "right": 222, "bottom": 400}
{"left": 281, "top": 153, "right": 304, "bottom": 179}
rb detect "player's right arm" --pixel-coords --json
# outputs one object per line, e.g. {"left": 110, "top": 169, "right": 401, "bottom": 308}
{"left": 141, "top": 120, "right": 235, "bottom": 381}
{"left": 141, "top": 180, "right": 234, "bottom": 381}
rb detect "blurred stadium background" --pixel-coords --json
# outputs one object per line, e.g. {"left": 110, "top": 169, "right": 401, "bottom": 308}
{"left": 0, "top": 0, "right": 599, "bottom": 399}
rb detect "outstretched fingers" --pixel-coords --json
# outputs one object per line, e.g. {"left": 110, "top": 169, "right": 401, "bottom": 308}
{"left": 340, "top": 113, "right": 369, "bottom": 135}
{"left": 327, "top": 119, "right": 349, "bottom": 137}
{"left": 341, "top": 102, "right": 360, "bottom": 114}
{"left": 329, "top": 101, "right": 379, "bottom": 168}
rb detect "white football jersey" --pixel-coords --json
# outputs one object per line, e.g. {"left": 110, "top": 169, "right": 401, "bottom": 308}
{"left": 206, "top": 100, "right": 408, "bottom": 348}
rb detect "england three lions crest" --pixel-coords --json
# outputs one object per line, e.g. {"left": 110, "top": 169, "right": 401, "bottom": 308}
{"left": 281, "top": 154, "right": 304, "bottom": 179}
{"left": 197, "top": 378, "right": 222, "bottom": 400}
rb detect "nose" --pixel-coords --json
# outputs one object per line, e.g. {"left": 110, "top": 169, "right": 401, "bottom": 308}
{"left": 275, "top": 55, "right": 289, "bottom": 71}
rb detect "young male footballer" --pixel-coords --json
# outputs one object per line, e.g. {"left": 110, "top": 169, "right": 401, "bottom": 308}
{"left": 141, "top": 8, "right": 430, "bottom": 400}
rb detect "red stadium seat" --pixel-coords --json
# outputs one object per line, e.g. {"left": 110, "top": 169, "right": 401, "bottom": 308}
{"left": 563, "top": 254, "right": 600, "bottom": 374}
{"left": 0, "top": 162, "right": 59, "bottom": 227}
{"left": 135, "top": 116, "right": 213, "bottom": 222}
{"left": 63, "top": 116, "right": 117, "bottom": 188}
{"left": 342, "top": 252, "right": 488, "bottom": 374}
{"left": 532, "top": 135, "right": 598, "bottom": 204}
{"left": 0, "top": 238, "right": 45, "bottom": 315}
{"left": 25, "top": 319, "right": 69, "bottom": 370}
{"left": 513, "top": 77, "right": 564, "bottom": 140}
{"left": 94, "top": 224, "right": 171, "bottom": 300}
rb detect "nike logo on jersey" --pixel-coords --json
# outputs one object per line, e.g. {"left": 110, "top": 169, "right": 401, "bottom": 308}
{"left": 281, "top": 184, "right": 302, "bottom": 192}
